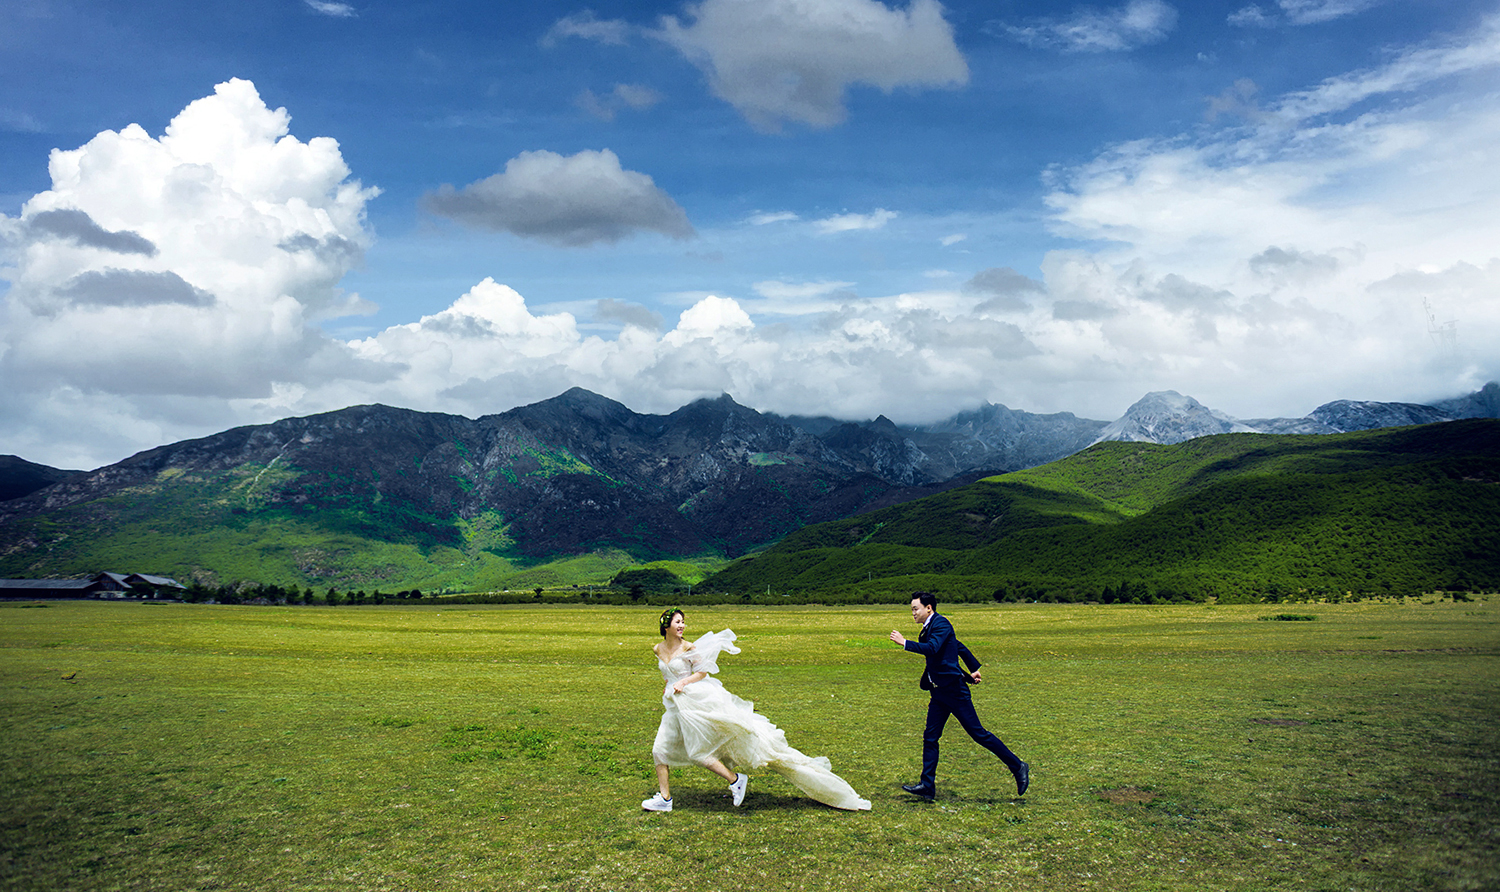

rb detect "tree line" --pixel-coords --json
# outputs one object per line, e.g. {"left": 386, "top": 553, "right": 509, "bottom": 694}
{"left": 181, "top": 581, "right": 428, "bottom": 605}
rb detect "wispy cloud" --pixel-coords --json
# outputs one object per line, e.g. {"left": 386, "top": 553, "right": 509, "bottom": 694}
{"left": 543, "top": 10, "right": 633, "bottom": 47}
{"left": 748, "top": 211, "right": 799, "bottom": 225}
{"left": 1280, "top": 0, "right": 1383, "bottom": 24}
{"left": 994, "top": 0, "right": 1177, "bottom": 53}
{"left": 1269, "top": 14, "right": 1500, "bottom": 124}
{"left": 815, "top": 208, "right": 896, "bottom": 233}
{"left": 752, "top": 279, "right": 856, "bottom": 300}
{"left": 1227, "top": 5, "right": 1276, "bottom": 27}
{"left": 1230, "top": 0, "right": 1384, "bottom": 29}
{"left": 304, "top": 0, "right": 356, "bottom": 18}
{"left": 744, "top": 279, "right": 858, "bottom": 315}
{"left": 576, "top": 84, "right": 663, "bottom": 121}
{"left": 1204, "top": 78, "right": 1263, "bottom": 123}
{"left": 0, "top": 108, "right": 46, "bottom": 134}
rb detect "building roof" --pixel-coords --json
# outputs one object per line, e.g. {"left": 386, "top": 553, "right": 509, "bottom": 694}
{"left": 0, "top": 572, "right": 185, "bottom": 593}
{"left": 125, "top": 573, "right": 185, "bottom": 589}
{"left": 0, "top": 578, "right": 100, "bottom": 590}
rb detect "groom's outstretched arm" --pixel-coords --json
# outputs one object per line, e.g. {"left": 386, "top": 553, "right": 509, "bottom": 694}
{"left": 900, "top": 617, "right": 952, "bottom": 656}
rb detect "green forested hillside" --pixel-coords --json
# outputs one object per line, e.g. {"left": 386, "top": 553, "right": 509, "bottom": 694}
{"left": 0, "top": 461, "right": 725, "bottom": 592}
{"left": 706, "top": 420, "right": 1500, "bottom": 602}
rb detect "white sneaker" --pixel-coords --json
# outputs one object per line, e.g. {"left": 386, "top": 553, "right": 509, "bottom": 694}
{"left": 729, "top": 773, "right": 748, "bottom": 807}
{"left": 642, "top": 793, "right": 673, "bottom": 812}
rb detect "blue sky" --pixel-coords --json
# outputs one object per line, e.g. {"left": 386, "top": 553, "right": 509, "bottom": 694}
{"left": 2, "top": 0, "right": 1498, "bottom": 469}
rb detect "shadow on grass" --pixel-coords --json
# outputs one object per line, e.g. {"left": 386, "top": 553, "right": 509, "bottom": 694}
{"left": 654, "top": 790, "right": 858, "bottom": 813}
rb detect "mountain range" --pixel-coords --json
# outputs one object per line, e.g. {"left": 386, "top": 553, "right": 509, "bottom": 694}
{"left": 1, "top": 382, "right": 1495, "bottom": 590}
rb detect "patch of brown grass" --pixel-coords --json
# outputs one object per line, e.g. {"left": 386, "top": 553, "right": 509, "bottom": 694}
{"left": 1099, "top": 786, "right": 1159, "bottom": 804}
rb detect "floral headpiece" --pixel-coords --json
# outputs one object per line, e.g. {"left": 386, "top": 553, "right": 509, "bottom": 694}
{"left": 659, "top": 607, "right": 682, "bottom": 636}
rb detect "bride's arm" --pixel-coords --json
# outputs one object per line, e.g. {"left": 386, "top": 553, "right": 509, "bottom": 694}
{"left": 672, "top": 670, "right": 709, "bottom": 694}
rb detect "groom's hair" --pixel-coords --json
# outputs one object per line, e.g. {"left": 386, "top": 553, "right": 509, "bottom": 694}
{"left": 912, "top": 591, "right": 937, "bottom": 608}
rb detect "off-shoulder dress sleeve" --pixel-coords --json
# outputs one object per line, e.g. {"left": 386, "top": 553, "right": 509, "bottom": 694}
{"left": 685, "top": 629, "right": 740, "bottom": 675}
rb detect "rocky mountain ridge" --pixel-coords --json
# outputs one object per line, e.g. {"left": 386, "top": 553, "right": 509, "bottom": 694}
{"left": 1093, "top": 383, "right": 1499, "bottom": 445}
{"left": 6, "top": 382, "right": 1498, "bottom": 500}
{"left": 1089, "top": 391, "right": 1258, "bottom": 444}
{"left": 2, "top": 382, "right": 1495, "bottom": 566}
{"left": 0, "top": 390, "right": 1015, "bottom": 561}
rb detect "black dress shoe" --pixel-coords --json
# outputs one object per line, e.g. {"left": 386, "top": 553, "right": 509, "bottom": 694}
{"left": 901, "top": 782, "right": 935, "bottom": 801}
{"left": 1014, "top": 761, "right": 1030, "bottom": 796}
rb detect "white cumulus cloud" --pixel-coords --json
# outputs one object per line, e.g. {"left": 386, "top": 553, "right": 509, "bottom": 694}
{"left": 0, "top": 78, "right": 380, "bottom": 467}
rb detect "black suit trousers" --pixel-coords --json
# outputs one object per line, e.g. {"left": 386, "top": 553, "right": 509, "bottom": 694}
{"left": 921, "top": 682, "right": 1022, "bottom": 786}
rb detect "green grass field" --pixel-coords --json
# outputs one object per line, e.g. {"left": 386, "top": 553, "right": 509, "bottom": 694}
{"left": 2, "top": 600, "right": 1496, "bottom": 891}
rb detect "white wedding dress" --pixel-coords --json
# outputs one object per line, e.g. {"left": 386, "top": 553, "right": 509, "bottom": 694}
{"left": 652, "top": 629, "right": 871, "bottom": 811}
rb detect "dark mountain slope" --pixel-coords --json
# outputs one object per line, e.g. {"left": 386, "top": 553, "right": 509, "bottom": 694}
{"left": 0, "top": 456, "right": 82, "bottom": 502}
{"left": 0, "top": 392, "right": 976, "bottom": 587}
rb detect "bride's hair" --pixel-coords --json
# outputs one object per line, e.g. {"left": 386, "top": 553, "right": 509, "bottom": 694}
{"left": 659, "top": 607, "right": 683, "bottom": 636}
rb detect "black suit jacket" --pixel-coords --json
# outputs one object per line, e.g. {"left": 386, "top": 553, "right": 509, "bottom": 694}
{"left": 903, "top": 613, "right": 981, "bottom": 690}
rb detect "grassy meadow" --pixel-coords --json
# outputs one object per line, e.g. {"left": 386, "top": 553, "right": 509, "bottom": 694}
{"left": 2, "top": 599, "right": 1497, "bottom": 891}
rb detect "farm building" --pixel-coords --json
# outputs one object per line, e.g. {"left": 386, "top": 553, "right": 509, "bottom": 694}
{"left": 0, "top": 572, "right": 186, "bottom": 600}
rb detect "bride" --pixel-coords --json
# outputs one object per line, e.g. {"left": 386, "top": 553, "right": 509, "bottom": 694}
{"left": 642, "top": 608, "right": 871, "bottom": 812}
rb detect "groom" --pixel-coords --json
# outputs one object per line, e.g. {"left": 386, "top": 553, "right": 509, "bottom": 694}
{"left": 889, "top": 591, "right": 1029, "bottom": 800}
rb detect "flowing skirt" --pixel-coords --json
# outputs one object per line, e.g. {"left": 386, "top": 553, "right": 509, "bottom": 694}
{"left": 653, "top": 677, "right": 871, "bottom": 811}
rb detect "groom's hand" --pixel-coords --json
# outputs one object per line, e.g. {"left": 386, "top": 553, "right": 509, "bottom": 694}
{"left": 889, "top": 630, "right": 906, "bottom": 646}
